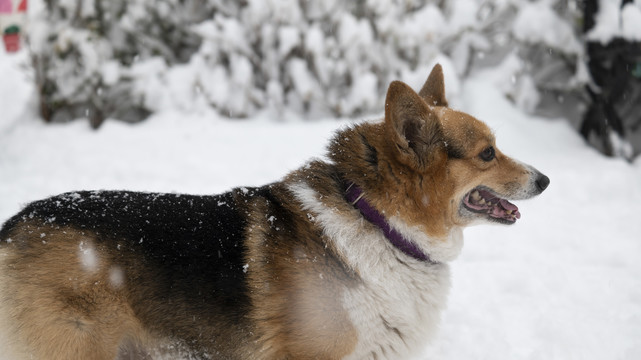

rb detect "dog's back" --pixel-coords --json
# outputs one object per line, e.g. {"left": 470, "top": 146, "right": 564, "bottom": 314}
{"left": 0, "top": 189, "right": 256, "bottom": 359}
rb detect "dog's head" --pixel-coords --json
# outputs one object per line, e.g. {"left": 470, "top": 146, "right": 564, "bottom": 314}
{"left": 331, "top": 65, "right": 549, "bottom": 239}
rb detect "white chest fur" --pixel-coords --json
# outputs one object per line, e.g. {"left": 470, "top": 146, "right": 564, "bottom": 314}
{"left": 342, "top": 259, "right": 451, "bottom": 360}
{"left": 289, "top": 183, "right": 457, "bottom": 359}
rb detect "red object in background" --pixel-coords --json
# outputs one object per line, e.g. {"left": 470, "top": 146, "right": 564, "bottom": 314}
{"left": 17, "top": 0, "right": 26, "bottom": 12}
{"left": 3, "top": 32, "right": 19, "bottom": 52}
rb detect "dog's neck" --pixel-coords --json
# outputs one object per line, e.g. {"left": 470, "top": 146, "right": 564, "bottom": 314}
{"left": 344, "top": 182, "right": 433, "bottom": 263}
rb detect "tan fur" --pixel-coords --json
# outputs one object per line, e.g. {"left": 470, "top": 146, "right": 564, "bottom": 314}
{"left": 0, "top": 223, "right": 147, "bottom": 360}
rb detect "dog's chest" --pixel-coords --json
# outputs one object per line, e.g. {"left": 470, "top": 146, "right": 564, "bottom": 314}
{"left": 342, "top": 261, "right": 451, "bottom": 360}
{"left": 288, "top": 182, "right": 453, "bottom": 358}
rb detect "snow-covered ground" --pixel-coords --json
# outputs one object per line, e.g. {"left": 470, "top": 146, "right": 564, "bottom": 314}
{"left": 1, "top": 46, "right": 641, "bottom": 360}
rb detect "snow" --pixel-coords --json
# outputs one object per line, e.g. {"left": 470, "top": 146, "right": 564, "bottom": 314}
{"left": 78, "top": 240, "right": 99, "bottom": 273}
{"left": 278, "top": 25, "right": 300, "bottom": 57}
{"left": 109, "top": 266, "right": 125, "bottom": 288}
{"left": 622, "top": 2, "right": 641, "bottom": 41}
{"left": 588, "top": 0, "right": 641, "bottom": 43}
{"left": 2, "top": 46, "right": 641, "bottom": 360}
{"left": 475, "top": 53, "right": 541, "bottom": 113}
{"left": 512, "top": 1, "right": 581, "bottom": 53}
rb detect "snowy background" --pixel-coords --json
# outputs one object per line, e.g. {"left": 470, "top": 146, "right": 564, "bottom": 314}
{"left": 2, "top": 1, "right": 641, "bottom": 359}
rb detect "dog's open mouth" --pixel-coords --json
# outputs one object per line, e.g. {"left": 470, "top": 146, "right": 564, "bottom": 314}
{"left": 463, "top": 187, "right": 520, "bottom": 224}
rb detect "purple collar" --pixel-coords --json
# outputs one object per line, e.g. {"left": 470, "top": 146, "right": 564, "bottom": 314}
{"left": 344, "top": 182, "right": 431, "bottom": 262}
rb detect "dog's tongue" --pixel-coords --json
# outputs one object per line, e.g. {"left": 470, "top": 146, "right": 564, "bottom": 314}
{"left": 496, "top": 198, "right": 521, "bottom": 220}
{"left": 491, "top": 200, "right": 521, "bottom": 220}
{"left": 499, "top": 199, "right": 518, "bottom": 212}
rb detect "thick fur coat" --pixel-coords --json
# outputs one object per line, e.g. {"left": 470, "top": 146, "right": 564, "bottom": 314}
{"left": 0, "top": 65, "right": 549, "bottom": 359}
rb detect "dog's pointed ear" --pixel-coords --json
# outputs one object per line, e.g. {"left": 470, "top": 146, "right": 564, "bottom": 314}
{"left": 418, "top": 64, "right": 448, "bottom": 107}
{"left": 385, "top": 80, "right": 444, "bottom": 170}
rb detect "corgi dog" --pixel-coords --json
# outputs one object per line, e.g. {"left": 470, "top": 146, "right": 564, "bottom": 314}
{"left": 0, "top": 65, "right": 549, "bottom": 360}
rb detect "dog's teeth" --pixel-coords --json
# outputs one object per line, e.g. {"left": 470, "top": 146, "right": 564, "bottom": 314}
{"left": 471, "top": 191, "right": 481, "bottom": 201}
{"left": 506, "top": 210, "right": 513, "bottom": 215}
{"left": 479, "top": 199, "right": 486, "bottom": 205}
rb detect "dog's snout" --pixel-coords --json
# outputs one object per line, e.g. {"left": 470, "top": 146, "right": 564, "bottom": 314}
{"left": 536, "top": 174, "right": 550, "bottom": 192}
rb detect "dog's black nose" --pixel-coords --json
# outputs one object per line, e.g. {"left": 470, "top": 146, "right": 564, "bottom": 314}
{"left": 536, "top": 174, "right": 550, "bottom": 192}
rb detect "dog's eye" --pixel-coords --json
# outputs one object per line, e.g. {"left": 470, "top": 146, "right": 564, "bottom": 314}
{"left": 479, "top": 146, "right": 495, "bottom": 162}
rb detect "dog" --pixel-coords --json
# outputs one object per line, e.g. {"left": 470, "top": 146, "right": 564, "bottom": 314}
{"left": 0, "top": 64, "right": 549, "bottom": 360}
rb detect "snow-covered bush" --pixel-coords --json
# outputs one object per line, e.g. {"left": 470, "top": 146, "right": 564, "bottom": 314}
{"left": 177, "top": 0, "right": 586, "bottom": 119}
{"left": 443, "top": 0, "right": 586, "bottom": 114}
{"left": 161, "top": 0, "right": 455, "bottom": 118}
{"left": 30, "top": 0, "right": 586, "bottom": 126}
{"left": 31, "top": 0, "right": 210, "bottom": 127}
